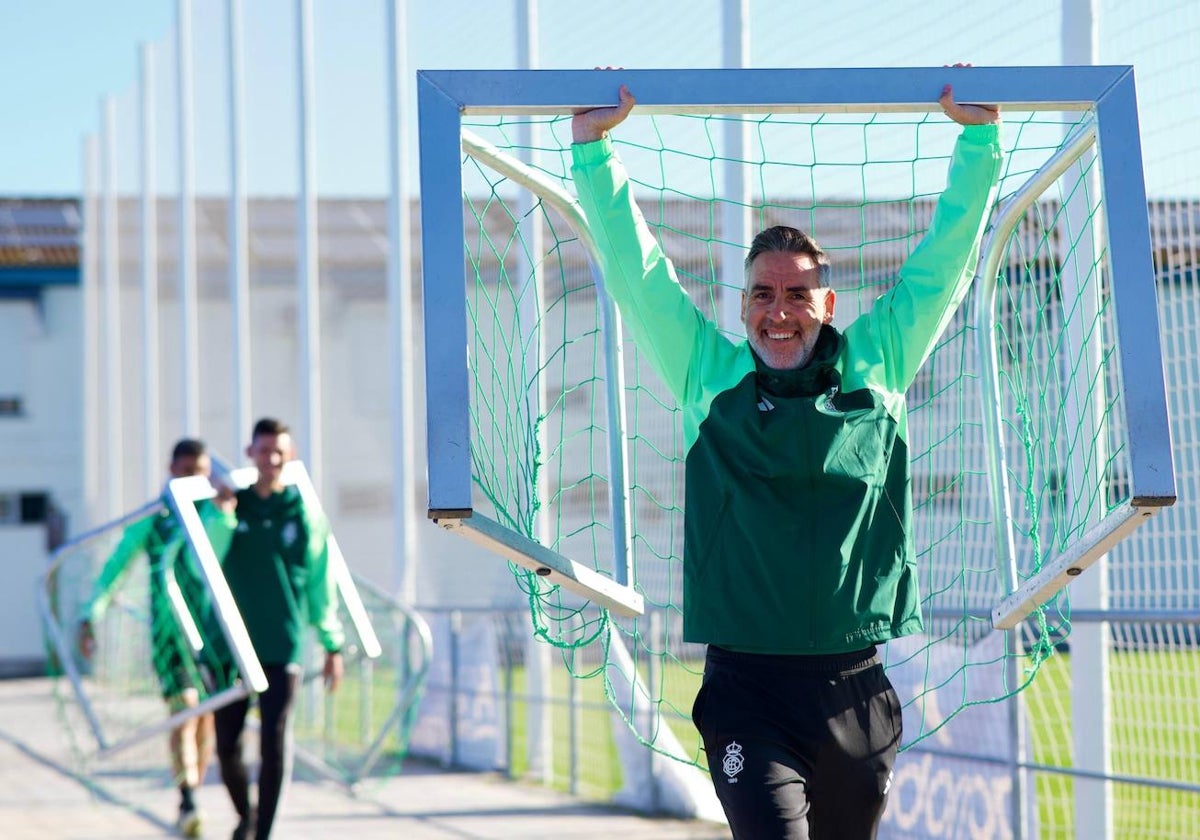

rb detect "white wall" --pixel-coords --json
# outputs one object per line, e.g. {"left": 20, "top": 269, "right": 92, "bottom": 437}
{"left": 0, "top": 527, "right": 49, "bottom": 664}
{"left": 0, "top": 287, "right": 84, "bottom": 669}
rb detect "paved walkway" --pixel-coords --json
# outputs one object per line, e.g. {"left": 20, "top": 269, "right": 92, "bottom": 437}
{"left": 0, "top": 677, "right": 730, "bottom": 840}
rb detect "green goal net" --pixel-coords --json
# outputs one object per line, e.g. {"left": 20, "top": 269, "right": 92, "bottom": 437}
{"left": 41, "top": 502, "right": 241, "bottom": 785}
{"left": 447, "top": 102, "right": 1154, "bottom": 768}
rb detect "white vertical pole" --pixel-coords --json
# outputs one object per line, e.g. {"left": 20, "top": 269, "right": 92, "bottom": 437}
{"left": 177, "top": 0, "right": 200, "bottom": 437}
{"left": 1063, "top": 2, "right": 1111, "bottom": 838}
{"left": 515, "top": 0, "right": 552, "bottom": 787}
{"left": 100, "top": 96, "right": 124, "bottom": 519}
{"left": 296, "top": 0, "right": 322, "bottom": 490}
{"left": 720, "top": 0, "right": 751, "bottom": 333}
{"left": 140, "top": 43, "right": 161, "bottom": 498}
{"left": 385, "top": 0, "right": 418, "bottom": 603}
{"left": 228, "top": 0, "right": 251, "bottom": 454}
{"left": 81, "top": 134, "right": 102, "bottom": 527}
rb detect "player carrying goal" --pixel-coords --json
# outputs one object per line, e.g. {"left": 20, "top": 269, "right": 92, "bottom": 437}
{"left": 79, "top": 438, "right": 228, "bottom": 838}
{"left": 570, "top": 74, "right": 1002, "bottom": 838}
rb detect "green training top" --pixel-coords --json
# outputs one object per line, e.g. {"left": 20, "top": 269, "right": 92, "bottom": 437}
{"left": 218, "top": 485, "right": 344, "bottom": 666}
{"left": 571, "top": 124, "right": 1003, "bottom": 654}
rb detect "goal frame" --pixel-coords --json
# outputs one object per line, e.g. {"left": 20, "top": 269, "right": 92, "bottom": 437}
{"left": 416, "top": 65, "right": 1175, "bottom": 622}
{"left": 173, "top": 459, "right": 384, "bottom": 661}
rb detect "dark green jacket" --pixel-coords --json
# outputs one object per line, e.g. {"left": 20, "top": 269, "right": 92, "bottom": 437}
{"left": 218, "top": 485, "right": 344, "bottom": 665}
{"left": 571, "top": 124, "right": 1003, "bottom": 653}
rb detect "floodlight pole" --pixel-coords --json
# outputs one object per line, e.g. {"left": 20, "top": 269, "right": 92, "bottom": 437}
{"left": 140, "top": 43, "right": 161, "bottom": 499}
{"left": 177, "top": 0, "right": 200, "bottom": 438}
{"left": 100, "top": 95, "right": 124, "bottom": 519}
{"left": 515, "top": 0, "right": 553, "bottom": 788}
{"left": 386, "top": 0, "right": 418, "bottom": 606}
{"left": 1062, "top": 2, "right": 1112, "bottom": 838}
{"left": 228, "top": 0, "right": 252, "bottom": 455}
{"left": 297, "top": 0, "right": 323, "bottom": 493}
{"left": 81, "top": 134, "right": 101, "bottom": 527}
{"left": 720, "top": 0, "right": 751, "bottom": 334}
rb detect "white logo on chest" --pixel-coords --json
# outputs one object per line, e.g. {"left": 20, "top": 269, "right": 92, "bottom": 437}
{"left": 722, "top": 740, "right": 745, "bottom": 782}
{"left": 820, "top": 385, "right": 844, "bottom": 415}
{"left": 281, "top": 520, "right": 299, "bottom": 548}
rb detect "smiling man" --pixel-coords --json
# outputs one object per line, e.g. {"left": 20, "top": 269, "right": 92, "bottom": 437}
{"left": 741, "top": 232, "right": 835, "bottom": 370}
{"left": 571, "top": 78, "right": 1002, "bottom": 839}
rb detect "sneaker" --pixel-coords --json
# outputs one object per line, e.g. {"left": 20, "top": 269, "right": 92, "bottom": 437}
{"left": 177, "top": 804, "right": 203, "bottom": 838}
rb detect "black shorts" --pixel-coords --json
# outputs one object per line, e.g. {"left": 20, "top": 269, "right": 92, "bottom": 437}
{"left": 153, "top": 633, "right": 220, "bottom": 701}
{"left": 691, "top": 645, "right": 902, "bottom": 840}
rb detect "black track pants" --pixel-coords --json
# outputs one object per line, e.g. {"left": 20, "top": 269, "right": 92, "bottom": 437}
{"left": 692, "top": 645, "right": 902, "bottom": 840}
{"left": 214, "top": 663, "right": 300, "bottom": 840}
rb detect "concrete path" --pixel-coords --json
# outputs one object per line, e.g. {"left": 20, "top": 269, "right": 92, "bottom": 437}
{"left": 0, "top": 677, "right": 730, "bottom": 840}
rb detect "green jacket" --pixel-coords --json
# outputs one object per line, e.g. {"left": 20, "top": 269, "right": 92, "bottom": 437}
{"left": 571, "top": 124, "right": 1003, "bottom": 654}
{"left": 217, "top": 485, "right": 344, "bottom": 666}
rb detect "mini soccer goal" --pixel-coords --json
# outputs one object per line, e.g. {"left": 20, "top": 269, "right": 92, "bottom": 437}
{"left": 417, "top": 66, "right": 1175, "bottom": 756}
{"left": 42, "top": 460, "right": 394, "bottom": 783}
{"left": 40, "top": 495, "right": 263, "bottom": 762}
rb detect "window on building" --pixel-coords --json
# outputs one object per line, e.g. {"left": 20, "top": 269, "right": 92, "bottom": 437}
{"left": 0, "top": 396, "right": 22, "bottom": 417}
{"left": 0, "top": 492, "right": 48, "bottom": 524}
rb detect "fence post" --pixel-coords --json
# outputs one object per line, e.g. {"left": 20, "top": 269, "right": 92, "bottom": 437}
{"left": 359, "top": 653, "right": 373, "bottom": 746}
{"left": 569, "top": 616, "right": 582, "bottom": 795}
{"left": 648, "top": 611, "right": 663, "bottom": 812}
{"left": 448, "top": 609, "right": 461, "bottom": 767}
{"left": 503, "top": 611, "right": 516, "bottom": 779}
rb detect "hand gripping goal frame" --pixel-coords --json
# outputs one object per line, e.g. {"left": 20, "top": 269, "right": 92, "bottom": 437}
{"left": 417, "top": 66, "right": 1176, "bottom": 628}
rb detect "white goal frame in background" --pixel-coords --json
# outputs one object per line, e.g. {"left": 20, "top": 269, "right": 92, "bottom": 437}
{"left": 417, "top": 65, "right": 1175, "bottom": 625}
{"left": 171, "top": 460, "right": 383, "bottom": 663}
{"left": 40, "top": 461, "right": 390, "bottom": 768}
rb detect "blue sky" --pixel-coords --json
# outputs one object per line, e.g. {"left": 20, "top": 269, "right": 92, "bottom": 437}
{"left": 1, "top": 2, "right": 174, "bottom": 196}
{"left": 1, "top": 0, "right": 1195, "bottom": 198}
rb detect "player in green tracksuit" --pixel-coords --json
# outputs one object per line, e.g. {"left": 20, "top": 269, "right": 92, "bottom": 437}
{"left": 80, "top": 438, "right": 224, "bottom": 838}
{"left": 212, "top": 417, "right": 344, "bottom": 840}
{"left": 571, "top": 78, "right": 1002, "bottom": 839}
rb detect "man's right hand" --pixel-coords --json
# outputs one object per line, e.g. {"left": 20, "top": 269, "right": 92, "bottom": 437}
{"left": 78, "top": 619, "right": 96, "bottom": 660}
{"left": 572, "top": 83, "right": 636, "bottom": 144}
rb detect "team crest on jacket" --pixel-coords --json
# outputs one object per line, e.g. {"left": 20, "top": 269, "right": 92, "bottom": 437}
{"left": 722, "top": 740, "right": 744, "bottom": 781}
{"left": 281, "top": 520, "right": 298, "bottom": 548}
{"left": 820, "top": 385, "right": 844, "bottom": 415}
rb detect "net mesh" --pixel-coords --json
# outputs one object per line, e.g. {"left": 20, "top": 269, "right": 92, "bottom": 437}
{"left": 453, "top": 107, "right": 1134, "bottom": 766}
{"left": 46, "top": 506, "right": 231, "bottom": 764}
{"left": 290, "top": 578, "right": 429, "bottom": 787}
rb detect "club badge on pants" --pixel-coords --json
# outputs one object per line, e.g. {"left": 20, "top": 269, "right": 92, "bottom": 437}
{"left": 723, "top": 740, "right": 744, "bottom": 782}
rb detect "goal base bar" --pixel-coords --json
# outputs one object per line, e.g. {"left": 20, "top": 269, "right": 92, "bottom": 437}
{"left": 433, "top": 511, "right": 645, "bottom": 617}
{"left": 97, "top": 683, "right": 249, "bottom": 760}
{"left": 992, "top": 502, "right": 1158, "bottom": 630}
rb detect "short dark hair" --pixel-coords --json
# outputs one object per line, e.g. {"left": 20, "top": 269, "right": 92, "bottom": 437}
{"left": 251, "top": 417, "right": 291, "bottom": 441}
{"left": 743, "top": 226, "right": 832, "bottom": 288}
{"left": 171, "top": 438, "right": 207, "bottom": 462}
